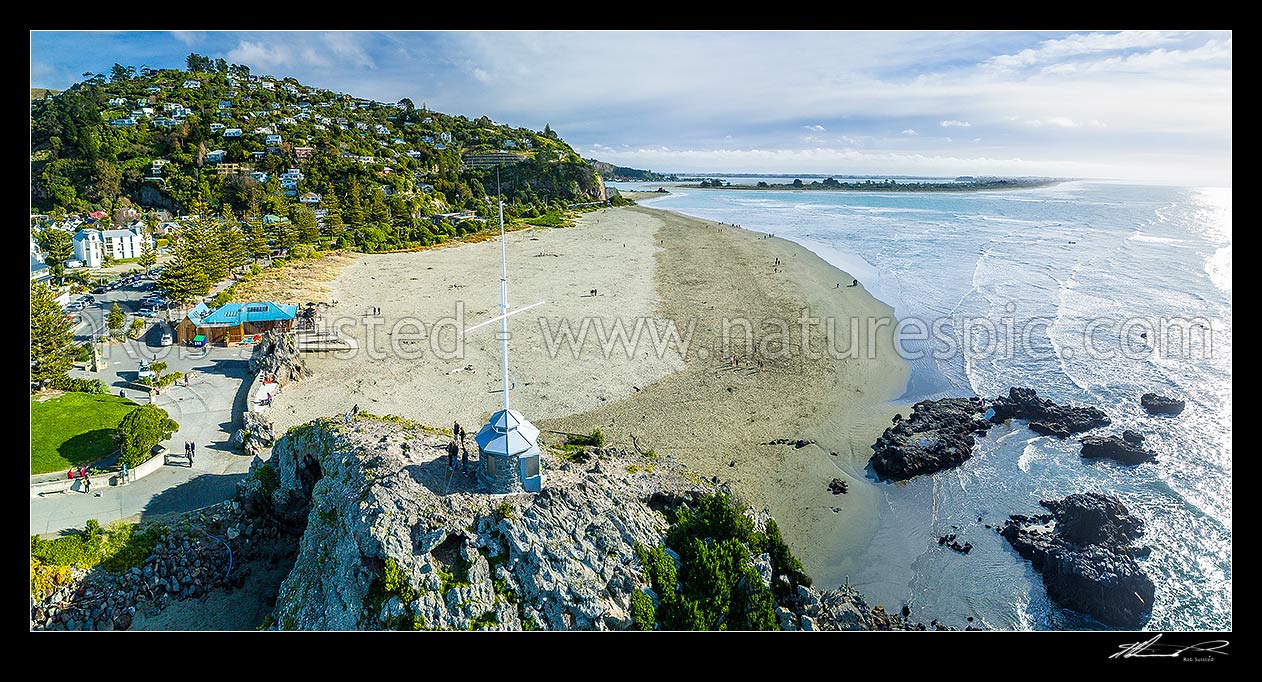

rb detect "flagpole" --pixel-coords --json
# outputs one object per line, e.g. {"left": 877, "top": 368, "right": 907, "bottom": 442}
{"left": 498, "top": 166, "right": 510, "bottom": 412}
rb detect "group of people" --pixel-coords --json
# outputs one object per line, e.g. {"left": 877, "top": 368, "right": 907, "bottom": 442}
{"left": 66, "top": 466, "right": 92, "bottom": 494}
{"left": 448, "top": 420, "right": 472, "bottom": 474}
{"left": 183, "top": 441, "right": 197, "bottom": 467}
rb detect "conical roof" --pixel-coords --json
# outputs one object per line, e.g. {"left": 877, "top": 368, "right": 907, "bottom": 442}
{"left": 476, "top": 409, "right": 540, "bottom": 457}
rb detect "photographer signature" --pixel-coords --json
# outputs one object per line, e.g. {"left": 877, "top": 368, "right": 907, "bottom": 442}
{"left": 1110, "top": 634, "right": 1229, "bottom": 660}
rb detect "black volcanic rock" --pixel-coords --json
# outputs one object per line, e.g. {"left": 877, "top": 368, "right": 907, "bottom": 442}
{"left": 869, "top": 397, "right": 989, "bottom": 480}
{"left": 1001, "top": 493, "right": 1154, "bottom": 628}
{"left": 1080, "top": 433, "right": 1157, "bottom": 465}
{"left": 1141, "top": 393, "right": 1186, "bottom": 415}
{"left": 989, "top": 387, "right": 1110, "bottom": 437}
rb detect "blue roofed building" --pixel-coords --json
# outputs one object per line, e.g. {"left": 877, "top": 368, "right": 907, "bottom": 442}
{"left": 176, "top": 301, "right": 297, "bottom": 345}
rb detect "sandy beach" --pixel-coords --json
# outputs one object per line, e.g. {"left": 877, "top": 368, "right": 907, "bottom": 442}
{"left": 272, "top": 205, "right": 909, "bottom": 587}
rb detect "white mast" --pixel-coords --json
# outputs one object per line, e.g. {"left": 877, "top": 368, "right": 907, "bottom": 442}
{"left": 497, "top": 167, "right": 510, "bottom": 411}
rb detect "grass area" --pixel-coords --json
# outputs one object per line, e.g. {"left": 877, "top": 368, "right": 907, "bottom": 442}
{"left": 31, "top": 519, "right": 165, "bottom": 588}
{"left": 30, "top": 392, "right": 139, "bottom": 474}
{"left": 520, "top": 210, "right": 574, "bottom": 228}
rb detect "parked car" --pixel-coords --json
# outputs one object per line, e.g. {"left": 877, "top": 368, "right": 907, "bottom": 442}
{"left": 91, "top": 286, "right": 106, "bottom": 294}
{"left": 79, "top": 295, "right": 96, "bottom": 304}
{"left": 137, "top": 307, "right": 158, "bottom": 317}
{"left": 160, "top": 331, "right": 174, "bottom": 346}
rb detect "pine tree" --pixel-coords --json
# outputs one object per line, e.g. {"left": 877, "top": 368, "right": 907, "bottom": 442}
{"left": 107, "top": 302, "right": 125, "bottom": 335}
{"left": 156, "top": 253, "right": 211, "bottom": 304}
{"left": 345, "top": 178, "right": 365, "bottom": 229}
{"left": 219, "top": 205, "right": 247, "bottom": 273}
{"left": 246, "top": 223, "right": 270, "bottom": 262}
{"left": 30, "top": 282, "right": 74, "bottom": 388}
{"left": 137, "top": 238, "right": 157, "bottom": 273}
{"left": 292, "top": 204, "right": 319, "bottom": 245}
{"left": 367, "top": 186, "right": 389, "bottom": 227}
{"left": 37, "top": 229, "right": 74, "bottom": 284}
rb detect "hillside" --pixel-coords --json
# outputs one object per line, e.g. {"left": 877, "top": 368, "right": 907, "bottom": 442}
{"left": 29, "top": 57, "right": 606, "bottom": 252}
{"left": 586, "top": 158, "right": 674, "bottom": 182}
{"left": 31, "top": 88, "right": 61, "bottom": 100}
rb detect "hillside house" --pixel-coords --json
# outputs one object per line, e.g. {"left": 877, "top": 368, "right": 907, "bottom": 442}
{"left": 210, "top": 123, "right": 226, "bottom": 133}
{"left": 299, "top": 192, "right": 322, "bottom": 204}
{"left": 182, "top": 80, "right": 201, "bottom": 89}
{"left": 205, "top": 149, "right": 226, "bottom": 163}
{"left": 294, "top": 146, "right": 314, "bottom": 159}
{"left": 224, "top": 128, "right": 243, "bottom": 138}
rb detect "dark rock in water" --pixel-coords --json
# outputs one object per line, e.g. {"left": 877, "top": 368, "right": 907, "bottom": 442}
{"left": 828, "top": 478, "right": 849, "bottom": 495}
{"left": 1081, "top": 433, "right": 1157, "bottom": 465}
{"left": 869, "top": 397, "right": 989, "bottom": 480}
{"left": 1001, "top": 492, "right": 1154, "bottom": 628}
{"left": 938, "top": 533, "right": 972, "bottom": 554}
{"left": 765, "top": 438, "right": 816, "bottom": 449}
{"left": 1141, "top": 393, "right": 1185, "bottom": 415}
{"left": 989, "top": 387, "right": 1110, "bottom": 437}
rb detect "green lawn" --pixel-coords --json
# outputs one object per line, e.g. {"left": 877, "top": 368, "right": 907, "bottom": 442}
{"left": 30, "top": 393, "right": 138, "bottom": 474}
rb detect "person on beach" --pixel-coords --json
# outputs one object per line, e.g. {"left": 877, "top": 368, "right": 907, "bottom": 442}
{"left": 461, "top": 440, "right": 469, "bottom": 473}
{"left": 188, "top": 442, "right": 195, "bottom": 467}
{"left": 83, "top": 470, "right": 91, "bottom": 495}
{"left": 848, "top": 278, "right": 858, "bottom": 287}
{"left": 453, "top": 420, "right": 461, "bottom": 440}
{"left": 447, "top": 439, "right": 458, "bottom": 470}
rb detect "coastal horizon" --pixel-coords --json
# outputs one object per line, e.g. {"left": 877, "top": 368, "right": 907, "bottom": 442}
{"left": 29, "top": 29, "right": 1230, "bottom": 643}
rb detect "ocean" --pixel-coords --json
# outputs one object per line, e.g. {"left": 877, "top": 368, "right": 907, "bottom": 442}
{"left": 612, "top": 179, "right": 1232, "bottom": 631}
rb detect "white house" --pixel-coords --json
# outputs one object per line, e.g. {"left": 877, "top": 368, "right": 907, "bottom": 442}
{"left": 210, "top": 123, "right": 226, "bottom": 132}
{"left": 265, "top": 134, "right": 282, "bottom": 146}
{"left": 72, "top": 226, "right": 151, "bottom": 267}
{"left": 224, "top": 128, "right": 243, "bottom": 138}
{"left": 182, "top": 79, "right": 201, "bottom": 89}
{"left": 108, "top": 97, "right": 128, "bottom": 107}
{"left": 206, "top": 149, "right": 226, "bottom": 163}
{"left": 299, "top": 192, "right": 322, "bottom": 204}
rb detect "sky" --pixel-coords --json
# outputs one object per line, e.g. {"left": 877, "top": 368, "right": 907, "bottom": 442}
{"left": 30, "top": 30, "right": 1232, "bottom": 186}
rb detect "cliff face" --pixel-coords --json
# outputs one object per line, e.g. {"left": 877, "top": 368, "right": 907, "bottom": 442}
{"left": 239, "top": 414, "right": 938, "bottom": 631}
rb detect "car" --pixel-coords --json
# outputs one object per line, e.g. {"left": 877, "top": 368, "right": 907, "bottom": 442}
{"left": 79, "top": 295, "right": 95, "bottom": 304}
{"left": 137, "top": 307, "right": 158, "bottom": 317}
{"left": 160, "top": 331, "right": 174, "bottom": 347}
{"left": 91, "top": 286, "right": 106, "bottom": 294}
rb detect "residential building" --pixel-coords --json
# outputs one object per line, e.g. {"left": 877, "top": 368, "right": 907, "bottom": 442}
{"left": 294, "top": 146, "right": 314, "bottom": 159}
{"left": 299, "top": 192, "right": 322, "bottom": 204}
{"left": 205, "top": 149, "right": 226, "bottom": 163}
{"left": 182, "top": 79, "right": 201, "bottom": 89}
{"left": 72, "top": 225, "right": 151, "bottom": 267}
{"left": 224, "top": 128, "right": 243, "bottom": 138}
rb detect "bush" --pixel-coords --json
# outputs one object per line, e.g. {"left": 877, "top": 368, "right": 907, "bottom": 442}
{"left": 74, "top": 342, "right": 93, "bottom": 363}
{"left": 630, "top": 589, "right": 656, "bottom": 630}
{"left": 291, "top": 244, "right": 315, "bottom": 260}
{"left": 566, "top": 428, "right": 605, "bottom": 448}
{"left": 210, "top": 287, "right": 234, "bottom": 308}
{"left": 49, "top": 376, "right": 108, "bottom": 394}
{"left": 128, "top": 318, "right": 146, "bottom": 338}
{"left": 115, "top": 404, "right": 179, "bottom": 468}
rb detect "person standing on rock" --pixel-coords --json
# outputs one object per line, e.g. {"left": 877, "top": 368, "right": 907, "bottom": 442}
{"left": 461, "top": 438, "right": 469, "bottom": 474}
{"left": 447, "top": 439, "right": 458, "bottom": 470}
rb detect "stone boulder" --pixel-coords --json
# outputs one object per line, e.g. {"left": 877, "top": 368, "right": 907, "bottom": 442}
{"left": 1080, "top": 432, "right": 1156, "bottom": 465}
{"left": 1001, "top": 492, "right": 1154, "bottom": 628}
{"left": 248, "top": 331, "right": 311, "bottom": 386}
{"left": 1141, "top": 393, "right": 1185, "bottom": 416}
{"left": 869, "top": 397, "right": 989, "bottom": 480}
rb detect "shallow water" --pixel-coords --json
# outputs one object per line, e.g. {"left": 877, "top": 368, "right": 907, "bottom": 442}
{"left": 613, "top": 180, "right": 1232, "bottom": 630}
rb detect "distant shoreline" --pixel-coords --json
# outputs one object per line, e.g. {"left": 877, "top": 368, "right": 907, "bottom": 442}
{"left": 684, "top": 178, "right": 1065, "bottom": 193}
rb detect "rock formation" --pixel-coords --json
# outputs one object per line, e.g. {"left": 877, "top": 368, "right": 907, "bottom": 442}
{"left": 1001, "top": 493, "right": 1154, "bottom": 628}
{"left": 248, "top": 331, "right": 311, "bottom": 386}
{"left": 869, "top": 397, "right": 989, "bottom": 480}
{"left": 1141, "top": 392, "right": 1186, "bottom": 416}
{"left": 988, "top": 387, "right": 1111, "bottom": 437}
{"left": 1080, "top": 431, "right": 1156, "bottom": 465}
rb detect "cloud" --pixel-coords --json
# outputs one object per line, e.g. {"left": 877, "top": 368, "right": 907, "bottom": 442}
{"left": 170, "top": 31, "right": 202, "bottom": 46}
{"left": 901, "top": 129, "right": 919, "bottom": 136}
{"left": 802, "top": 124, "right": 826, "bottom": 131}
{"left": 940, "top": 120, "right": 971, "bottom": 128}
{"left": 984, "top": 30, "right": 1186, "bottom": 70}
{"left": 472, "top": 68, "right": 491, "bottom": 83}
{"left": 323, "top": 32, "right": 375, "bottom": 70}
{"left": 227, "top": 41, "right": 294, "bottom": 71}
{"left": 1025, "top": 117, "right": 1080, "bottom": 128}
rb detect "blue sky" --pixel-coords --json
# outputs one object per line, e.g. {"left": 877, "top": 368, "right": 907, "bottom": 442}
{"left": 30, "top": 30, "right": 1232, "bottom": 186}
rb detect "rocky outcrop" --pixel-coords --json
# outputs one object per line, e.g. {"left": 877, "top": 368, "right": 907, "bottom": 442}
{"left": 248, "top": 331, "right": 311, "bottom": 386}
{"left": 230, "top": 411, "right": 277, "bottom": 457}
{"left": 1001, "top": 493, "right": 1154, "bottom": 628}
{"left": 1141, "top": 393, "right": 1186, "bottom": 416}
{"left": 1080, "top": 431, "right": 1156, "bottom": 465}
{"left": 245, "top": 414, "right": 934, "bottom": 631}
{"left": 869, "top": 397, "right": 989, "bottom": 480}
{"left": 988, "top": 387, "right": 1111, "bottom": 437}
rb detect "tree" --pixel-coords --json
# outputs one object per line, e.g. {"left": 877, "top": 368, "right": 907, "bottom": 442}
{"left": 30, "top": 282, "right": 74, "bottom": 388}
{"left": 156, "top": 253, "right": 210, "bottom": 304}
{"left": 791, "top": 178, "right": 804, "bottom": 188}
{"left": 137, "top": 238, "right": 157, "bottom": 273}
{"left": 246, "top": 223, "right": 270, "bottom": 262}
{"left": 110, "top": 63, "right": 129, "bottom": 82}
{"left": 114, "top": 404, "right": 179, "bottom": 468}
{"left": 218, "top": 209, "right": 247, "bottom": 273}
{"left": 37, "top": 229, "right": 74, "bottom": 284}
{"left": 107, "top": 302, "right": 125, "bottom": 336}
{"left": 293, "top": 204, "right": 319, "bottom": 245}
